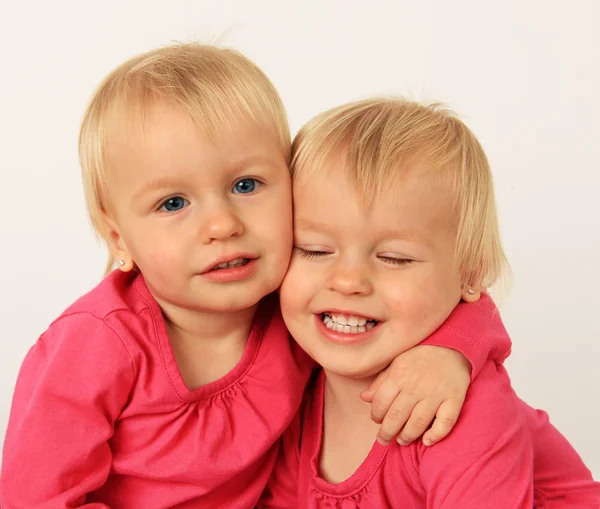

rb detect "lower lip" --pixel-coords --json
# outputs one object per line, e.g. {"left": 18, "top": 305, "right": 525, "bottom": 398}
{"left": 201, "top": 259, "right": 257, "bottom": 282}
{"left": 315, "top": 314, "right": 379, "bottom": 345}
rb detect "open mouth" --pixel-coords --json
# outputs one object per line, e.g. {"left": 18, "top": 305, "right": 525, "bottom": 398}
{"left": 321, "top": 312, "right": 378, "bottom": 334}
{"left": 210, "top": 257, "right": 251, "bottom": 271}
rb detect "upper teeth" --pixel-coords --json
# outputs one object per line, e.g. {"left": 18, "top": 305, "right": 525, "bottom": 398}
{"left": 322, "top": 313, "right": 377, "bottom": 334}
{"left": 215, "top": 258, "right": 246, "bottom": 269}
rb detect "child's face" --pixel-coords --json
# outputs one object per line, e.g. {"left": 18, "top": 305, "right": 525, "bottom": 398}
{"left": 280, "top": 157, "right": 464, "bottom": 379}
{"left": 104, "top": 101, "right": 293, "bottom": 314}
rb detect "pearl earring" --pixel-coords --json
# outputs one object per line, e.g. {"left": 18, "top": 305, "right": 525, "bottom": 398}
{"left": 467, "top": 288, "right": 475, "bottom": 295}
{"left": 118, "top": 260, "right": 125, "bottom": 267}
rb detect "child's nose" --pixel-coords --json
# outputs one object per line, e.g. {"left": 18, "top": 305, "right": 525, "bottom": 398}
{"left": 200, "top": 204, "right": 244, "bottom": 243}
{"left": 327, "top": 259, "right": 373, "bottom": 296}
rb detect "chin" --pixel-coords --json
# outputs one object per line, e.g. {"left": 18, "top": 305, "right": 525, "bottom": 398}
{"left": 203, "top": 294, "right": 264, "bottom": 313}
{"left": 202, "top": 280, "right": 277, "bottom": 308}
{"left": 316, "top": 356, "right": 385, "bottom": 380}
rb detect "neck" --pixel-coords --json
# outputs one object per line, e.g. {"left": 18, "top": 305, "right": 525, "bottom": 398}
{"left": 318, "top": 369, "right": 381, "bottom": 484}
{"left": 323, "top": 369, "right": 378, "bottom": 419}
{"left": 158, "top": 299, "right": 258, "bottom": 344}
{"left": 151, "top": 295, "right": 260, "bottom": 389}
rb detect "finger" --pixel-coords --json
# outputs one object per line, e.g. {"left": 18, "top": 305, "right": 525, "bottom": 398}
{"left": 360, "top": 369, "right": 388, "bottom": 403}
{"left": 397, "top": 399, "right": 441, "bottom": 446}
{"left": 421, "top": 398, "right": 464, "bottom": 446}
{"left": 368, "top": 374, "right": 408, "bottom": 425}
{"left": 376, "top": 392, "right": 419, "bottom": 445}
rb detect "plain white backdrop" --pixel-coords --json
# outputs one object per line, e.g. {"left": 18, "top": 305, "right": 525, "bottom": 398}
{"left": 0, "top": 0, "right": 598, "bottom": 477}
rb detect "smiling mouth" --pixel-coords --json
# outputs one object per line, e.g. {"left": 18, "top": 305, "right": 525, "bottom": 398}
{"left": 210, "top": 257, "right": 251, "bottom": 271}
{"left": 321, "top": 313, "right": 378, "bottom": 334}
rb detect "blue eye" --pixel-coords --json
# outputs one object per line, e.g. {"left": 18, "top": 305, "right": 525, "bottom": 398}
{"left": 159, "top": 196, "right": 189, "bottom": 212}
{"left": 232, "top": 178, "right": 261, "bottom": 194}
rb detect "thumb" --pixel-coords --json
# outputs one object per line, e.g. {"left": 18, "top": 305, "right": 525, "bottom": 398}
{"left": 360, "top": 369, "right": 388, "bottom": 402}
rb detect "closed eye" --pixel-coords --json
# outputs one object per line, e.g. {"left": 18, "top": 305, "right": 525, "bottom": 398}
{"left": 378, "top": 256, "right": 414, "bottom": 266}
{"left": 294, "top": 247, "right": 332, "bottom": 259}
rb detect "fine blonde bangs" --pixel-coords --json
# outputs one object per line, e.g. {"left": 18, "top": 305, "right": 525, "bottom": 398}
{"left": 291, "top": 98, "right": 508, "bottom": 290}
{"left": 79, "top": 42, "right": 290, "bottom": 273}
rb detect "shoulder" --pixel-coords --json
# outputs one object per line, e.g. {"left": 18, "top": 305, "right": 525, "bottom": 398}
{"left": 46, "top": 270, "right": 158, "bottom": 352}
{"left": 36, "top": 271, "right": 157, "bottom": 371}
{"left": 417, "top": 360, "right": 532, "bottom": 473}
{"left": 464, "top": 361, "right": 522, "bottom": 415}
{"left": 13, "top": 282, "right": 141, "bottom": 411}
{"left": 414, "top": 362, "right": 534, "bottom": 506}
{"left": 441, "top": 361, "right": 527, "bottom": 446}
{"left": 56, "top": 270, "right": 151, "bottom": 322}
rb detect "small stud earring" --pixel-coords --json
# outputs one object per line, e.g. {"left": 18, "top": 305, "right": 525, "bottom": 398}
{"left": 118, "top": 260, "right": 125, "bottom": 267}
{"left": 467, "top": 288, "right": 475, "bottom": 295}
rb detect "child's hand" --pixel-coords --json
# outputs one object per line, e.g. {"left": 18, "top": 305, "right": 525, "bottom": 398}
{"left": 361, "top": 345, "right": 470, "bottom": 447}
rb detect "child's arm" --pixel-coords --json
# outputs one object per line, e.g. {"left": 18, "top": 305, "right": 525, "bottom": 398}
{"left": 362, "top": 294, "right": 512, "bottom": 446}
{"left": 419, "top": 363, "right": 534, "bottom": 509}
{"left": 257, "top": 412, "right": 302, "bottom": 508}
{"left": 420, "top": 293, "right": 512, "bottom": 378}
{"left": 0, "top": 313, "right": 135, "bottom": 508}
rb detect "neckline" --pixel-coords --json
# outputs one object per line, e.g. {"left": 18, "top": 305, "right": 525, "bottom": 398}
{"left": 309, "top": 370, "right": 390, "bottom": 497}
{"left": 133, "top": 274, "right": 271, "bottom": 402}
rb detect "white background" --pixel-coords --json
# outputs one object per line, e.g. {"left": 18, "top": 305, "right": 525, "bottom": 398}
{"left": 0, "top": 0, "right": 598, "bottom": 477}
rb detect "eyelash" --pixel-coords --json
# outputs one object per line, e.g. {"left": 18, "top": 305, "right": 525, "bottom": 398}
{"left": 154, "top": 177, "right": 261, "bottom": 213}
{"left": 158, "top": 196, "right": 190, "bottom": 213}
{"left": 378, "top": 256, "right": 413, "bottom": 266}
{"left": 295, "top": 248, "right": 331, "bottom": 259}
{"left": 296, "top": 249, "right": 414, "bottom": 266}
{"left": 232, "top": 177, "right": 263, "bottom": 195}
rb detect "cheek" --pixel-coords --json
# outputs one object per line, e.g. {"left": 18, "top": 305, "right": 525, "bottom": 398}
{"left": 280, "top": 260, "right": 315, "bottom": 315}
{"left": 124, "top": 226, "right": 186, "bottom": 276}
{"left": 383, "top": 269, "right": 461, "bottom": 328}
{"left": 259, "top": 194, "right": 293, "bottom": 259}
{"left": 385, "top": 286, "right": 433, "bottom": 325}
{"left": 280, "top": 266, "right": 319, "bottom": 354}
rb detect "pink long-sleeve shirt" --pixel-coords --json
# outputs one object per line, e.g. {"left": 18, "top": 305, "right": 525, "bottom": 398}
{"left": 0, "top": 271, "right": 549, "bottom": 508}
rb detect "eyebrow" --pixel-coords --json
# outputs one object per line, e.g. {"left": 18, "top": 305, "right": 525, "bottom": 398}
{"left": 294, "top": 220, "right": 337, "bottom": 237}
{"left": 133, "top": 155, "right": 283, "bottom": 201}
{"left": 377, "top": 228, "right": 426, "bottom": 243}
{"left": 232, "top": 154, "right": 282, "bottom": 169}
{"left": 133, "top": 177, "right": 186, "bottom": 201}
{"left": 295, "top": 220, "right": 429, "bottom": 245}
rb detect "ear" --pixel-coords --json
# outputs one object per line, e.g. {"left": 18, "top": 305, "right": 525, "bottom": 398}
{"left": 99, "top": 210, "right": 135, "bottom": 272}
{"left": 461, "top": 286, "right": 481, "bottom": 303}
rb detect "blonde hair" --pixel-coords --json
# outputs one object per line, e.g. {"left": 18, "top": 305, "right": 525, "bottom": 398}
{"left": 79, "top": 42, "right": 290, "bottom": 273}
{"left": 291, "top": 98, "right": 509, "bottom": 290}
